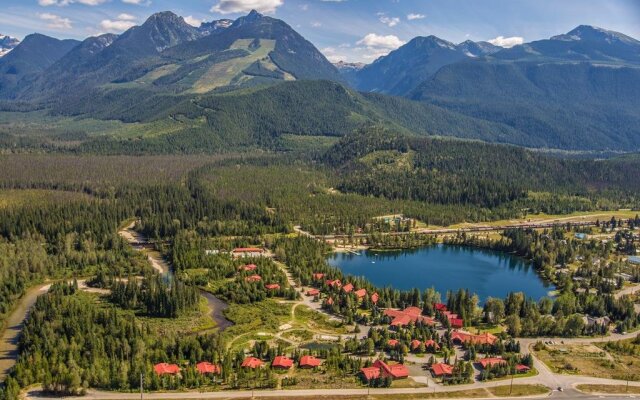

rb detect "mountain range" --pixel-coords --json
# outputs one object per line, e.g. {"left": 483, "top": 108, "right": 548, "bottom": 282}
{"left": 0, "top": 11, "right": 638, "bottom": 152}
{"left": 0, "top": 34, "right": 20, "bottom": 57}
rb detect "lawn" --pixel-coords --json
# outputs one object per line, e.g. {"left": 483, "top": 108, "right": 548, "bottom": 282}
{"left": 576, "top": 384, "right": 640, "bottom": 394}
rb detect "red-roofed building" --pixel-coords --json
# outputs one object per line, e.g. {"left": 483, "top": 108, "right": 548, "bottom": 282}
{"left": 403, "top": 306, "right": 422, "bottom": 317}
{"left": 246, "top": 274, "right": 262, "bottom": 283}
{"left": 424, "top": 339, "right": 440, "bottom": 351}
{"left": 390, "top": 314, "right": 413, "bottom": 327}
{"left": 325, "top": 297, "right": 334, "bottom": 306}
{"left": 515, "top": 364, "right": 531, "bottom": 373}
{"left": 241, "top": 357, "right": 263, "bottom": 369}
{"left": 410, "top": 339, "right": 422, "bottom": 351}
{"left": 430, "top": 363, "right": 454, "bottom": 378}
{"left": 385, "top": 307, "right": 435, "bottom": 328}
{"left": 312, "top": 273, "right": 325, "bottom": 280}
{"left": 387, "top": 339, "right": 399, "bottom": 347}
{"left": 354, "top": 288, "right": 367, "bottom": 298}
{"left": 154, "top": 363, "right": 180, "bottom": 376}
{"left": 451, "top": 331, "right": 498, "bottom": 346}
{"left": 373, "top": 360, "right": 409, "bottom": 379}
{"left": 306, "top": 288, "right": 320, "bottom": 296}
{"left": 371, "top": 292, "right": 379, "bottom": 304}
{"left": 196, "top": 362, "right": 221, "bottom": 375}
{"left": 272, "top": 356, "right": 293, "bottom": 369}
{"left": 360, "top": 367, "right": 381, "bottom": 381}
{"left": 265, "top": 283, "right": 280, "bottom": 290}
{"left": 478, "top": 357, "right": 507, "bottom": 369}
{"left": 299, "top": 355, "right": 322, "bottom": 369}
{"left": 326, "top": 279, "right": 342, "bottom": 288}
{"left": 434, "top": 303, "right": 448, "bottom": 312}
{"left": 449, "top": 318, "right": 464, "bottom": 329}
{"left": 242, "top": 264, "right": 258, "bottom": 271}
{"left": 342, "top": 283, "right": 354, "bottom": 293}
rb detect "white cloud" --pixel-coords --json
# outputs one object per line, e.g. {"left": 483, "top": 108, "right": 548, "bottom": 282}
{"left": 100, "top": 18, "right": 136, "bottom": 32}
{"left": 407, "top": 13, "right": 425, "bottom": 20}
{"left": 487, "top": 35, "right": 524, "bottom": 48}
{"left": 211, "top": 0, "right": 283, "bottom": 14}
{"left": 311, "top": 21, "right": 322, "bottom": 27}
{"left": 38, "top": 13, "right": 72, "bottom": 29}
{"left": 184, "top": 16, "right": 202, "bottom": 27}
{"left": 378, "top": 13, "right": 399, "bottom": 27}
{"left": 357, "top": 33, "right": 405, "bottom": 50}
{"left": 122, "top": 0, "right": 149, "bottom": 4}
{"left": 300, "top": 4, "right": 308, "bottom": 11}
{"left": 39, "top": 0, "right": 107, "bottom": 5}
{"left": 117, "top": 13, "right": 137, "bottom": 21}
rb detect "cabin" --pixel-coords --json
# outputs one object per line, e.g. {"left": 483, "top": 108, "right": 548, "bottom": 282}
{"left": 265, "top": 283, "right": 280, "bottom": 290}
{"left": 478, "top": 357, "right": 507, "bottom": 369}
{"left": 326, "top": 279, "right": 342, "bottom": 288}
{"left": 354, "top": 288, "right": 367, "bottom": 299}
{"left": 154, "top": 363, "right": 180, "bottom": 376}
{"left": 312, "top": 273, "right": 325, "bottom": 280}
{"left": 424, "top": 339, "right": 440, "bottom": 351}
{"left": 449, "top": 318, "right": 464, "bottom": 329}
{"left": 342, "top": 283, "right": 354, "bottom": 293}
{"left": 299, "top": 355, "right": 322, "bottom": 368}
{"left": 515, "top": 364, "right": 531, "bottom": 373}
{"left": 434, "top": 303, "right": 447, "bottom": 312}
{"left": 241, "top": 357, "right": 264, "bottom": 369}
{"left": 306, "top": 288, "right": 320, "bottom": 296}
{"left": 245, "top": 274, "right": 262, "bottom": 283}
{"left": 371, "top": 292, "right": 379, "bottom": 304}
{"left": 384, "top": 307, "right": 436, "bottom": 328}
{"left": 272, "top": 356, "right": 293, "bottom": 369}
{"left": 325, "top": 297, "right": 334, "bottom": 306}
{"left": 410, "top": 339, "right": 422, "bottom": 351}
{"left": 233, "top": 248, "right": 265, "bottom": 258}
{"left": 430, "top": 363, "right": 453, "bottom": 378}
{"left": 451, "top": 331, "right": 498, "bottom": 346}
{"left": 372, "top": 360, "right": 409, "bottom": 379}
{"left": 360, "top": 366, "right": 381, "bottom": 381}
{"left": 196, "top": 362, "right": 221, "bottom": 375}
{"left": 387, "top": 339, "right": 399, "bottom": 347}
{"left": 242, "top": 264, "right": 258, "bottom": 271}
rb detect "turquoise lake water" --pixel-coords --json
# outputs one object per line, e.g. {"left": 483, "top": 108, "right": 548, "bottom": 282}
{"left": 328, "top": 245, "right": 554, "bottom": 301}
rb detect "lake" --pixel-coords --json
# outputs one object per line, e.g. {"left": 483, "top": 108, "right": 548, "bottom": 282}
{"left": 328, "top": 245, "right": 554, "bottom": 301}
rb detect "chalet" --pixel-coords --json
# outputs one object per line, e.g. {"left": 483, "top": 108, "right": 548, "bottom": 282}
{"left": 478, "top": 357, "right": 507, "bottom": 369}
{"left": 410, "top": 339, "right": 422, "bottom": 351}
{"left": 390, "top": 314, "right": 413, "bottom": 328}
{"left": 325, "top": 297, "right": 334, "bottom": 306}
{"left": 196, "top": 362, "right": 221, "bottom": 375}
{"left": 245, "top": 275, "right": 262, "bottom": 283}
{"left": 434, "top": 303, "right": 447, "bottom": 312}
{"left": 233, "top": 248, "right": 265, "bottom": 258}
{"left": 154, "top": 363, "right": 180, "bottom": 376}
{"left": 312, "top": 273, "right": 325, "bottom": 280}
{"left": 354, "top": 288, "right": 367, "bottom": 299}
{"left": 272, "top": 356, "right": 293, "bottom": 369}
{"left": 515, "top": 364, "right": 531, "bottom": 373}
{"left": 387, "top": 339, "right": 399, "bottom": 347}
{"left": 242, "top": 264, "right": 258, "bottom": 271}
{"left": 424, "top": 339, "right": 440, "bottom": 351}
{"left": 449, "top": 318, "right": 464, "bottom": 329}
{"left": 372, "top": 360, "right": 409, "bottom": 379}
{"left": 306, "top": 288, "right": 320, "bottom": 296}
{"left": 299, "top": 355, "right": 322, "bottom": 368}
{"left": 371, "top": 292, "right": 379, "bottom": 304}
{"left": 360, "top": 366, "right": 381, "bottom": 381}
{"left": 430, "top": 363, "right": 453, "bottom": 378}
{"left": 265, "top": 283, "right": 280, "bottom": 290}
{"left": 342, "top": 283, "right": 354, "bottom": 293}
{"left": 326, "top": 279, "right": 342, "bottom": 288}
{"left": 451, "top": 331, "right": 498, "bottom": 346}
{"left": 384, "top": 307, "right": 436, "bottom": 328}
{"left": 241, "top": 357, "right": 264, "bottom": 369}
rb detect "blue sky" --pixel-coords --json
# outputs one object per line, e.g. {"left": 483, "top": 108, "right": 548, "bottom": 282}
{"left": 1, "top": 0, "right": 639, "bottom": 62}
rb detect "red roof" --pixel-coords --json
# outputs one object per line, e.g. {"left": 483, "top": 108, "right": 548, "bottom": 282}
{"left": 326, "top": 279, "right": 341, "bottom": 287}
{"left": 410, "top": 339, "right": 422, "bottom": 350}
{"left": 246, "top": 274, "right": 262, "bottom": 282}
{"left": 154, "top": 363, "right": 180, "bottom": 375}
{"left": 354, "top": 288, "right": 367, "bottom": 298}
{"left": 479, "top": 357, "right": 507, "bottom": 369}
{"left": 451, "top": 331, "right": 498, "bottom": 345}
{"left": 272, "top": 356, "right": 293, "bottom": 369}
{"left": 265, "top": 283, "right": 280, "bottom": 290}
{"left": 360, "top": 367, "right": 381, "bottom": 380}
{"left": 325, "top": 297, "right": 334, "bottom": 305}
{"left": 196, "top": 362, "right": 221, "bottom": 374}
{"left": 385, "top": 307, "right": 435, "bottom": 327}
{"left": 434, "top": 303, "right": 448, "bottom": 311}
{"left": 306, "top": 288, "right": 320, "bottom": 296}
{"left": 390, "top": 314, "right": 413, "bottom": 327}
{"left": 342, "top": 283, "right": 354, "bottom": 293}
{"left": 312, "top": 273, "right": 325, "bottom": 280}
{"left": 403, "top": 306, "right": 422, "bottom": 317}
{"left": 424, "top": 339, "right": 440, "bottom": 350}
{"left": 241, "top": 357, "right": 263, "bottom": 369}
{"left": 387, "top": 339, "right": 399, "bottom": 347}
{"left": 515, "top": 364, "right": 531, "bottom": 372}
{"left": 431, "top": 363, "right": 454, "bottom": 377}
{"left": 299, "top": 355, "right": 322, "bottom": 368}
{"left": 233, "top": 247, "right": 263, "bottom": 253}
{"left": 450, "top": 318, "right": 464, "bottom": 328}
{"left": 242, "top": 264, "right": 258, "bottom": 271}
{"left": 371, "top": 292, "right": 379, "bottom": 304}
{"left": 373, "top": 360, "right": 409, "bottom": 379}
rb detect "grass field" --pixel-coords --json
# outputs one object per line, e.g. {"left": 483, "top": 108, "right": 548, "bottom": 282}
{"left": 0, "top": 189, "right": 92, "bottom": 208}
{"left": 576, "top": 384, "right": 640, "bottom": 394}
{"left": 534, "top": 342, "right": 640, "bottom": 381}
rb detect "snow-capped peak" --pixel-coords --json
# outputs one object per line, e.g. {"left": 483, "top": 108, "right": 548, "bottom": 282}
{"left": 0, "top": 34, "right": 20, "bottom": 57}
